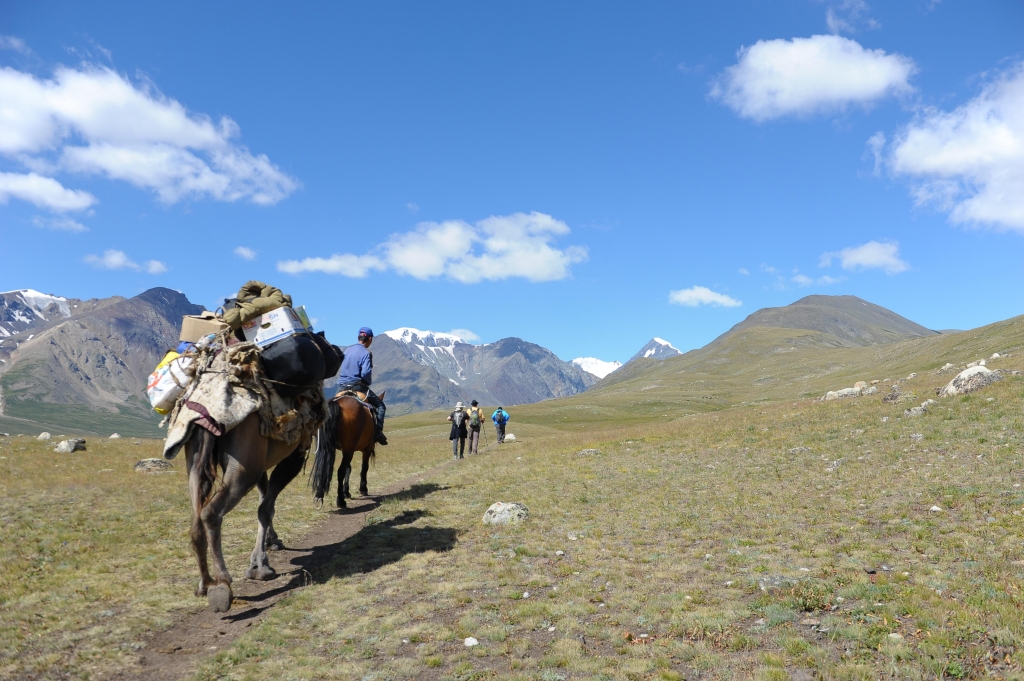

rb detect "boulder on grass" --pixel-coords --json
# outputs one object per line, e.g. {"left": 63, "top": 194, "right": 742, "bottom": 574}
{"left": 824, "top": 387, "right": 861, "bottom": 401}
{"left": 54, "top": 438, "right": 86, "bottom": 453}
{"left": 940, "top": 366, "right": 1002, "bottom": 397}
{"left": 482, "top": 501, "right": 529, "bottom": 525}
{"left": 134, "top": 458, "right": 173, "bottom": 472}
{"left": 37, "top": 432, "right": 51, "bottom": 441}
{"left": 109, "top": 433, "right": 121, "bottom": 439}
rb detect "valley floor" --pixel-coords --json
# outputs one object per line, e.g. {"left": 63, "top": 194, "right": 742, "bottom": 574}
{"left": 4, "top": 363, "right": 1024, "bottom": 680}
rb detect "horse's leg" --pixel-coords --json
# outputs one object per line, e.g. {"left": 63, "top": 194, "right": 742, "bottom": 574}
{"left": 337, "top": 450, "right": 354, "bottom": 507}
{"left": 359, "top": 448, "right": 372, "bottom": 497}
{"left": 246, "top": 447, "right": 304, "bottom": 580}
{"left": 186, "top": 444, "right": 214, "bottom": 597}
{"left": 202, "top": 460, "right": 259, "bottom": 612}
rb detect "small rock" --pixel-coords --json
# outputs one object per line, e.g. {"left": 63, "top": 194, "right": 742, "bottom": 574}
{"left": 555, "top": 550, "right": 564, "bottom": 556}
{"left": 921, "top": 399, "right": 938, "bottom": 408}
{"left": 888, "top": 633, "right": 904, "bottom": 641}
{"left": 37, "top": 432, "right": 52, "bottom": 441}
{"left": 725, "top": 580, "right": 734, "bottom": 586}
{"left": 930, "top": 505, "right": 942, "bottom": 512}
{"left": 548, "top": 626, "right": 555, "bottom": 632}
{"left": 850, "top": 429, "right": 864, "bottom": 435}
{"left": 54, "top": 439, "right": 86, "bottom": 453}
{"left": 575, "top": 448, "right": 600, "bottom": 457}
{"left": 482, "top": 501, "right": 529, "bottom": 525}
{"left": 522, "top": 591, "right": 530, "bottom": 599}
{"left": 504, "top": 433, "right": 516, "bottom": 442}
{"left": 823, "top": 387, "right": 862, "bottom": 401}
{"left": 904, "top": 406, "right": 928, "bottom": 417}
{"left": 854, "top": 381, "right": 868, "bottom": 389}
{"left": 937, "top": 363, "right": 956, "bottom": 374}
{"left": 862, "top": 386, "right": 879, "bottom": 395}
{"left": 870, "top": 379, "right": 879, "bottom": 384}
{"left": 788, "top": 446, "right": 810, "bottom": 453}
{"left": 907, "top": 373, "right": 918, "bottom": 379}
{"left": 881, "top": 416, "right": 889, "bottom": 423}
{"left": 754, "top": 618, "right": 766, "bottom": 625}
{"left": 800, "top": 618, "right": 820, "bottom": 626}
{"left": 991, "top": 353, "right": 1001, "bottom": 359}
{"left": 910, "top": 434, "right": 924, "bottom": 442}
{"left": 109, "top": 433, "right": 121, "bottom": 439}
{"left": 758, "top": 575, "right": 796, "bottom": 592}
{"left": 464, "top": 637, "right": 479, "bottom": 647}
{"left": 134, "top": 458, "right": 173, "bottom": 472}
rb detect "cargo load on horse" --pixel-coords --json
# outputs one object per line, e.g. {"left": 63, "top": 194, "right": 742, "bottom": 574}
{"left": 148, "top": 280, "right": 342, "bottom": 613}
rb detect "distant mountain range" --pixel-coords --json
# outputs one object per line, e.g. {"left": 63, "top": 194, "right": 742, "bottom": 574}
{"left": 628, "top": 338, "right": 683, "bottom": 363}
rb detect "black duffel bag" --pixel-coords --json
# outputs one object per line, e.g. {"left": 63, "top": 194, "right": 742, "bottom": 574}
{"left": 311, "top": 331, "right": 344, "bottom": 380}
{"left": 260, "top": 334, "right": 326, "bottom": 398}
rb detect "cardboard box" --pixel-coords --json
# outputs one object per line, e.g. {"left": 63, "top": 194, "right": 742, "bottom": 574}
{"left": 241, "top": 306, "right": 308, "bottom": 347}
{"left": 180, "top": 311, "right": 228, "bottom": 342}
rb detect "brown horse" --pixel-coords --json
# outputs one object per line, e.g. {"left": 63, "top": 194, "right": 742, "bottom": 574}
{"left": 310, "top": 391, "right": 384, "bottom": 509}
{"left": 185, "top": 414, "right": 310, "bottom": 612}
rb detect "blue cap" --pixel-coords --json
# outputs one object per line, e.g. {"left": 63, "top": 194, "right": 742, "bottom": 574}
{"left": 358, "top": 327, "right": 374, "bottom": 338}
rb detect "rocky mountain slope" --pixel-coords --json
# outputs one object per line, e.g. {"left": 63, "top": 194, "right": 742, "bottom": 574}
{"left": 366, "top": 328, "right": 597, "bottom": 414}
{"left": 719, "top": 294, "right": 938, "bottom": 347}
{"left": 0, "top": 288, "right": 202, "bottom": 436}
{"left": 628, "top": 338, "right": 682, "bottom": 363}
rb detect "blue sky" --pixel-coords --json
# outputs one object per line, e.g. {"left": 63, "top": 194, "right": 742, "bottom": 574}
{"left": 1, "top": 1, "right": 1023, "bottom": 364}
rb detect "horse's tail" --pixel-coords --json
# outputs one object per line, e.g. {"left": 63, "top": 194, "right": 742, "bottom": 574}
{"left": 192, "top": 427, "right": 219, "bottom": 507}
{"left": 310, "top": 399, "right": 340, "bottom": 503}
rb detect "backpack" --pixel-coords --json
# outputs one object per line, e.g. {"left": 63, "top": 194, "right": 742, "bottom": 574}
{"left": 453, "top": 410, "right": 465, "bottom": 427}
{"left": 495, "top": 410, "right": 506, "bottom": 424}
{"left": 469, "top": 408, "right": 480, "bottom": 428}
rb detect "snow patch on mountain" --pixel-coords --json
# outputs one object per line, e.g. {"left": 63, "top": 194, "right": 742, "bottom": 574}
{"left": 384, "top": 327, "right": 465, "bottom": 347}
{"left": 3, "top": 290, "right": 72, "bottom": 319}
{"left": 385, "top": 327, "right": 469, "bottom": 381}
{"left": 628, "top": 337, "right": 683, "bottom": 363}
{"left": 572, "top": 357, "right": 622, "bottom": 379}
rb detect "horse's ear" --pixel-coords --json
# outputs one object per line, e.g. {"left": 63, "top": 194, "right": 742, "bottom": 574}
{"left": 378, "top": 390, "right": 385, "bottom": 401}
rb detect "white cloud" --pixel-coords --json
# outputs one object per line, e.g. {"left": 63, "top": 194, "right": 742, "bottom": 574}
{"left": 0, "top": 64, "right": 297, "bottom": 209}
{"left": 32, "top": 215, "right": 87, "bottom": 232}
{"left": 234, "top": 246, "right": 257, "bottom": 260}
{"left": 711, "top": 35, "right": 914, "bottom": 121}
{"left": 449, "top": 328, "right": 481, "bottom": 342}
{"left": 0, "top": 171, "right": 96, "bottom": 211}
{"left": 792, "top": 273, "right": 844, "bottom": 286}
{"left": 406, "top": 202, "right": 419, "bottom": 213}
{"left": 84, "top": 249, "right": 166, "bottom": 273}
{"left": 0, "top": 35, "right": 30, "bottom": 54}
{"left": 85, "top": 249, "right": 138, "bottom": 270}
{"left": 146, "top": 260, "right": 168, "bottom": 274}
{"left": 825, "top": 0, "right": 880, "bottom": 34}
{"left": 278, "top": 211, "right": 587, "bottom": 283}
{"left": 866, "top": 131, "right": 885, "bottom": 175}
{"left": 738, "top": 267, "right": 750, "bottom": 275}
{"left": 887, "top": 61, "right": 1024, "bottom": 231}
{"left": 669, "top": 286, "right": 742, "bottom": 308}
{"left": 820, "top": 240, "right": 908, "bottom": 274}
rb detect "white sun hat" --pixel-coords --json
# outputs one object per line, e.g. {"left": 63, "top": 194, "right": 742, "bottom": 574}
{"left": 455, "top": 402, "right": 465, "bottom": 409}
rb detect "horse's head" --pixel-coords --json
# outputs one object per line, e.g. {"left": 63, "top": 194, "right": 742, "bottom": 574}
{"left": 378, "top": 389, "right": 385, "bottom": 403}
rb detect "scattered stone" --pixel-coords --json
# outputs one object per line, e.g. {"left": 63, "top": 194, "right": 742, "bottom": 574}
{"left": 910, "top": 434, "right": 924, "bottom": 442}
{"left": 482, "top": 501, "right": 529, "bottom": 525}
{"left": 930, "top": 505, "right": 942, "bottom": 512}
{"left": 967, "top": 359, "right": 987, "bottom": 368}
{"left": 904, "top": 406, "right": 928, "bottom": 417}
{"left": 788, "top": 446, "right": 810, "bottom": 454}
{"left": 907, "top": 373, "right": 918, "bottom": 379}
{"left": 800, "top": 618, "right": 820, "bottom": 626}
{"left": 882, "top": 385, "right": 902, "bottom": 404}
{"left": 522, "top": 591, "right": 530, "bottom": 599}
{"left": 881, "top": 416, "right": 889, "bottom": 423}
{"left": 854, "top": 381, "right": 868, "bottom": 389}
{"left": 758, "top": 575, "right": 796, "bottom": 592}
{"left": 888, "top": 633, "right": 904, "bottom": 641}
{"left": 134, "top": 458, "right": 173, "bottom": 472}
{"left": 464, "top": 637, "right": 479, "bottom": 647}
{"left": 555, "top": 550, "right": 564, "bottom": 556}
{"left": 870, "top": 379, "right": 879, "bottom": 385}
{"left": 824, "top": 387, "right": 861, "bottom": 401}
{"left": 862, "top": 386, "right": 879, "bottom": 395}
{"left": 575, "top": 448, "right": 600, "bottom": 457}
{"left": 54, "top": 439, "right": 86, "bottom": 453}
{"left": 37, "top": 432, "right": 52, "bottom": 441}
{"left": 504, "top": 433, "right": 516, "bottom": 442}
{"left": 937, "top": 363, "right": 956, "bottom": 374}
{"left": 991, "top": 353, "right": 1002, "bottom": 359}
{"left": 921, "top": 399, "right": 938, "bottom": 408}
{"left": 109, "top": 433, "right": 121, "bottom": 439}
{"left": 940, "top": 366, "right": 1002, "bottom": 397}
{"left": 850, "top": 429, "right": 864, "bottom": 436}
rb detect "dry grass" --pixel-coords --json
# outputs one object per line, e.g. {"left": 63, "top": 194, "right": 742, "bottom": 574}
{"left": 191, "top": 356, "right": 1024, "bottom": 680}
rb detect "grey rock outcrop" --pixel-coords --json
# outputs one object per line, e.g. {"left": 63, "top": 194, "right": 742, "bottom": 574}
{"left": 940, "top": 366, "right": 1002, "bottom": 397}
{"left": 54, "top": 438, "right": 86, "bottom": 453}
{"left": 824, "top": 387, "right": 861, "bottom": 400}
{"left": 482, "top": 501, "right": 530, "bottom": 525}
{"left": 37, "top": 432, "right": 51, "bottom": 440}
{"left": 134, "top": 458, "right": 173, "bottom": 472}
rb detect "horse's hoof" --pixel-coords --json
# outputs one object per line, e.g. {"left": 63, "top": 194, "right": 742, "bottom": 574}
{"left": 266, "top": 539, "right": 285, "bottom": 552}
{"left": 360, "top": 489, "right": 368, "bottom": 497}
{"left": 344, "top": 492, "right": 353, "bottom": 500}
{"left": 208, "top": 584, "right": 233, "bottom": 613}
{"left": 246, "top": 565, "right": 277, "bottom": 581}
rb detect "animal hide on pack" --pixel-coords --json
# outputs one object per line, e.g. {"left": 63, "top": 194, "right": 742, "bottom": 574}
{"left": 162, "top": 336, "right": 326, "bottom": 460}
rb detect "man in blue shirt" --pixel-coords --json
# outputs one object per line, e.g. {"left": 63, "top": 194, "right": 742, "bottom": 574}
{"left": 336, "top": 327, "right": 387, "bottom": 446}
{"left": 491, "top": 407, "right": 509, "bottom": 444}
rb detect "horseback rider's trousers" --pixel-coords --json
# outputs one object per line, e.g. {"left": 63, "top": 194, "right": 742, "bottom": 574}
{"left": 339, "top": 382, "right": 386, "bottom": 434}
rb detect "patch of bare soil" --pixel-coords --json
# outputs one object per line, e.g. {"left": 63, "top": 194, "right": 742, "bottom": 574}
{"left": 115, "top": 467, "right": 450, "bottom": 681}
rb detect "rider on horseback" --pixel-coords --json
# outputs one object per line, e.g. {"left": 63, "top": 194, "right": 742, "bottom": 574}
{"left": 336, "top": 327, "right": 388, "bottom": 445}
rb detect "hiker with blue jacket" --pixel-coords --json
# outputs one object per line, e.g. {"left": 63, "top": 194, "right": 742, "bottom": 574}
{"left": 492, "top": 406, "right": 509, "bottom": 444}
{"left": 336, "top": 327, "right": 387, "bottom": 445}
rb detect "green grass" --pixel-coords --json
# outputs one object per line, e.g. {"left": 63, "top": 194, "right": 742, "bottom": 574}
{"left": 4, "top": 315, "right": 1024, "bottom": 679}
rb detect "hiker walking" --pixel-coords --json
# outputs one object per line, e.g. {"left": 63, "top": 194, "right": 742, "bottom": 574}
{"left": 492, "top": 406, "right": 509, "bottom": 444}
{"left": 448, "top": 402, "right": 468, "bottom": 459}
{"left": 336, "top": 327, "right": 388, "bottom": 445}
{"left": 466, "top": 400, "right": 485, "bottom": 455}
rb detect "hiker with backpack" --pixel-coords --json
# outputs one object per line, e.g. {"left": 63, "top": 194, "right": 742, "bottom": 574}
{"left": 492, "top": 406, "right": 509, "bottom": 444}
{"left": 447, "top": 401, "right": 469, "bottom": 460}
{"left": 466, "top": 400, "right": 485, "bottom": 455}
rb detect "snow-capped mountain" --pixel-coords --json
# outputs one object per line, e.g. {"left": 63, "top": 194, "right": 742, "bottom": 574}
{"left": 628, "top": 337, "right": 682, "bottom": 363}
{"left": 0, "top": 289, "right": 73, "bottom": 338}
{"left": 377, "top": 327, "right": 598, "bottom": 409}
{"left": 572, "top": 357, "right": 622, "bottom": 379}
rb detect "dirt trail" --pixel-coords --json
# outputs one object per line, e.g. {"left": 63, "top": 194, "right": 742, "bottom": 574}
{"left": 120, "top": 465, "right": 451, "bottom": 681}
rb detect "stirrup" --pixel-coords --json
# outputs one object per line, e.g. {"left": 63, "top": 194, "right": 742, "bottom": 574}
{"left": 376, "top": 432, "right": 388, "bottom": 446}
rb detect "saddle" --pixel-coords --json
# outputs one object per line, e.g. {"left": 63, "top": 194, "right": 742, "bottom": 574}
{"left": 335, "top": 388, "right": 368, "bottom": 401}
